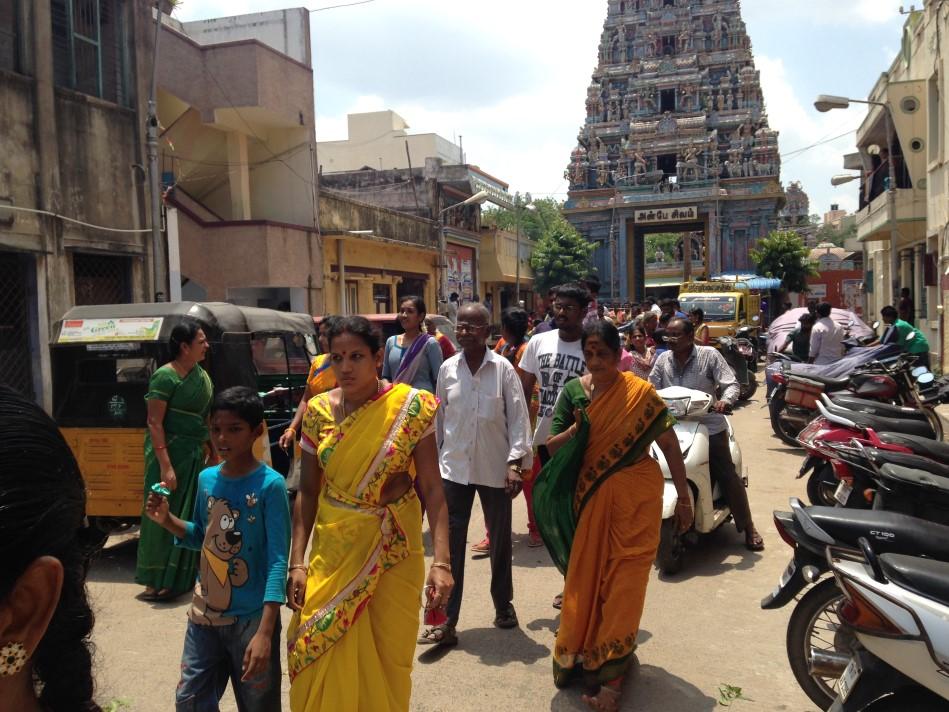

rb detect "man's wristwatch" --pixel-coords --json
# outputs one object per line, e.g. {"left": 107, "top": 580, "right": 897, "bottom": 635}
{"left": 507, "top": 464, "right": 525, "bottom": 476}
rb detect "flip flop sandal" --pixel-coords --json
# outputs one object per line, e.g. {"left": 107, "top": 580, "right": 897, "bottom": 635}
{"left": 153, "top": 589, "right": 184, "bottom": 603}
{"left": 417, "top": 624, "right": 458, "bottom": 647}
{"left": 745, "top": 532, "right": 765, "bottom": 552}
{"left": 137, "top": 589, "right": 158, "bottom": 602}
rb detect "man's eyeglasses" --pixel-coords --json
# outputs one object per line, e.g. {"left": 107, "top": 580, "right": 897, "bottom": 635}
{"left": 552, "top": 303, "right": 580, "bottom": 313}
{"left": 662, "top": 335, "right": 682, "bottom": 343}
{"left": 454, "top": 323, "right": 484, "bottom": 333}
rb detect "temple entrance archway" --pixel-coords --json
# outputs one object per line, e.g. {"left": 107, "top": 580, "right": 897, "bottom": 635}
{"left": 626, "top": 217, "right": 708, "bottom": 303}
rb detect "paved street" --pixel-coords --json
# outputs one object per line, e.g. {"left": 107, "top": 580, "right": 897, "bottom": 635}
{"left": 89, "top": 393, "right": 817, "bottom": 711}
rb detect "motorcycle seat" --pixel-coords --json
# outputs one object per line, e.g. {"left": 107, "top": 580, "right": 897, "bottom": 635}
{"left": 828, "top": 394, "right": 931, "bottom": 423}
{"left": 822, "top": 404, "right": 937, "bottom": 439}
{"left": 879, "top": 463, "right": 949, "bottom": 495}
{"left": 806, "top": 506, "right": 949, "bottom": 560}
{"left": 866, "top": 448, "right": 949, "bottom": 479}
{"left": 878, "top": 433, "right": 949, "bottom": 461}
{"left": 879, "top": 553, "right": 949, "bottom": 606}
{"left": 793, "top": 373, "right": 850, "bottom": 389}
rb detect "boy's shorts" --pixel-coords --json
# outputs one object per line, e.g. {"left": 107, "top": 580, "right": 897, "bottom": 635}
{"left": 176, "top": 614, "right": 282, "bottom": 712}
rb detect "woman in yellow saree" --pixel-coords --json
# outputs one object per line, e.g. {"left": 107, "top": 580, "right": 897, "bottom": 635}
{"left": 286, "top": 316, "right": 453, "bottom": 712}
{"left": 535, "top": 320, "right": 692, "bottom": 712}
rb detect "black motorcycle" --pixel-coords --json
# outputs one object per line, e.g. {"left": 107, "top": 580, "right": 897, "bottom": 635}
{"left": 718, "top": 334, "right": 758, "bottom": 401}
{"left": 762, "top": 499, "right": 949, "bottom": 710}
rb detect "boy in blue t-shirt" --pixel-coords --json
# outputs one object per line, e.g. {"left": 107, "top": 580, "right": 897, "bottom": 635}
{"left": 146, "top": 386, "right": 290, "bottom": 711}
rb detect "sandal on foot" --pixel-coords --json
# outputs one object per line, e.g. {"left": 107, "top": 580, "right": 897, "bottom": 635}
{"left": 417, "top": 623, "right": 457, "bottom": 647}
{"left": 137, "top": 588, "right": 158, "bottom": 602}
{"left": 581, "top": 685, "right": 621, "bottom": 712}
{"left": 745, "top": 530, "right": 765, "bottom": 552}
{"left": 153, "top": 588, "right": 184, "bottom": 603}
{"left": 470, "top": 538, "right": 490, "bottom": 554}
{"left": 494, "top": 605, "right": 518, "bottom": 629}
{"left": 552, "top": 593, "right": 563, "bottom": 610}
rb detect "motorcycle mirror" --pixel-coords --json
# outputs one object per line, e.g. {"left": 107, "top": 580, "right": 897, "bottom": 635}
{"left": 752, "top": 315, "right": 760, "bottom": 323}
{"left": 872, "top": 321, "right": 881, "bottom": 330}
{"left": 911, "top": 366, "right": 928, "bottom": 378}
{"left": 917, "top": 372, "right": 935, "bottom": 386}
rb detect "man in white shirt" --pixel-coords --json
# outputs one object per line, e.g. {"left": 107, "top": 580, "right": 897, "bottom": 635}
{"left": 434, "top": 304, "right": 532, "bottom": 641}
{"left": 518, "top": 282, "right": 588, "bottom": 550}
{"left": 519, "top": 283, "right": 589, "bottom": 455}
{"left": 808, "top": 302, "right": 845, "bottom": 365}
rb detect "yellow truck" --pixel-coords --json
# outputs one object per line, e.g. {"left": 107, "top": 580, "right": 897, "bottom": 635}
{"left": 677, "top": 281, "right": 762, "bottom": 341}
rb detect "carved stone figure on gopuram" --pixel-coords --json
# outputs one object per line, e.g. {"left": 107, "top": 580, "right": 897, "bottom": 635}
{"left": 563, "top": 0, "right": 787, "bottom": 296}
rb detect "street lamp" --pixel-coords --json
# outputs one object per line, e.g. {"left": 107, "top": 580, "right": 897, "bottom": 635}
{"left": 513, "top": 193, "right": 535, "bottom": 309}
{"left": 830, "top": 174, "right": 860, "bottom": 187}
{"left": 815, "top": 93, "right": 899, "bottom": 306}
{"left": 438, "top": 190, "right": 490, "bottom": 308}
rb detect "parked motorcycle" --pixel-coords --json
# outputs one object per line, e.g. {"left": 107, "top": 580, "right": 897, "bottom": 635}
{"left": 761, "top": 499, "right": 949, "bottom": 710}
{"left": 770, "top": 351, "right": 937, "bottom": 447}
{"left": 651, "top": 386, "right": 744, "bottom": 574}
{"left": 797, "top": 395, "right": 946, "bottom": 507}
{"left": 826, "top": 540, "right": 949, "bottom": 710}
{"left": 719, "top": 335, "right": 758, "bottom": 401}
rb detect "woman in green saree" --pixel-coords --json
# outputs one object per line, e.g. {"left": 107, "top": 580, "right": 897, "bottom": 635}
{"left": 135, "top": 318, "right": 214, "bottom": 601}
{"left": 535, "top": 320, "right": 692, "bottom": 712}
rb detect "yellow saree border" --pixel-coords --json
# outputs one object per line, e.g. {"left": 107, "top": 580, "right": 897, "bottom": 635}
{"left": 287, "top": 386, "right": 425, "bottom": 681}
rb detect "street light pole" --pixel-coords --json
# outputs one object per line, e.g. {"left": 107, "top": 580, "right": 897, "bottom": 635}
{"left": 513, "top": 192, "right": 533, "bottom": 308}
{"left": 147, "top": 0, "right": 166, "bottom": 301}
{"left": 815, "top": 94, "right": 900, "bottom": 308}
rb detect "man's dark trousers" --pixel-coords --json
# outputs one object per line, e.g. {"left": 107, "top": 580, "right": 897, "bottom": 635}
{"left": 443, "top": 479, "right": 513, "bottom": 626}
{"left": 708, "top": 431, "right": 752, "bottom": 532}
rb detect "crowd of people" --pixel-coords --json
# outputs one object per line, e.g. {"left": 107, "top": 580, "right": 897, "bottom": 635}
{"left": 0, "top": 278, "right": 769, "bottom": 712}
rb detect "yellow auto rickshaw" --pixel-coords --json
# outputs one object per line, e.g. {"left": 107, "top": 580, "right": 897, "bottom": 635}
{"left": 50, "top": 302, "right": 316, "bottom": 547}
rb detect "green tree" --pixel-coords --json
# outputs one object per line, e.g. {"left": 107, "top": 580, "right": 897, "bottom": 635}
{"left": 750, "top": 230, "right": 819, "bottom": 294}
{"left": 484, "top": 199, "right": 595, "bottom": 292}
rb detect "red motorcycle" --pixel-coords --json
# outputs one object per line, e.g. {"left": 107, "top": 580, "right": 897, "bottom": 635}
{"left": 797, "top": 394, "right": 947, "bottom": 507}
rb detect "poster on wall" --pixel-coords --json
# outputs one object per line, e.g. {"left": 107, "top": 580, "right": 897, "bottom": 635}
{"left": 841, "top": 279, "right": 865, "bottom": 317}
{"left": 447, "top": 245, "right": 475, "bottom": 302}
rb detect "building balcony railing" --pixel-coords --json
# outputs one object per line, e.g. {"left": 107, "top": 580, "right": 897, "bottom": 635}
{"left": 856, "top": 188, "right": 927, "bottom": 244}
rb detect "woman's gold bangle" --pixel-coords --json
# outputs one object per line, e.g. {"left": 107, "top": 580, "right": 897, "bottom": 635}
{"left": 430, "top": 562, "right": 452, "bottom": 572}
{"left": 284, "top": 426, "right": 297, "bottom": 435}
{"left": 289, "top": 564, "right": 307, "bottom": 572}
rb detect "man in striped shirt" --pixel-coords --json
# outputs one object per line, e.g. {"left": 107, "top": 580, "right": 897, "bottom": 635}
{"left": 649, "top": 318, "right": 764, "bottom": 551}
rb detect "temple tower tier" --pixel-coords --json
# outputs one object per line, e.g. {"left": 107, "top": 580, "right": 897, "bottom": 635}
{"left": 564, "top": 0, "right": 785, "bottom": 302}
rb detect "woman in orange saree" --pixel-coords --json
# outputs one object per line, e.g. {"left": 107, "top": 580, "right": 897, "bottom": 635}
{"left": 278, "top": 316, "right": 341, "bottom": 452}
{"left": 535, "top": 320, "right": 692, "bottom": 712}
{"left": 286, "top": 316, "right": 453, "bottom": 712}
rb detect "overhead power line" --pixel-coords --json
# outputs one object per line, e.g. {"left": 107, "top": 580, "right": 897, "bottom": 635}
{"left": 309, "top": 0, "right": 376, "bottom": 12}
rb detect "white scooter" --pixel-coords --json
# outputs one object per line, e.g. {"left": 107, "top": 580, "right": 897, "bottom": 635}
{"left": 827, "top": 542, "right": 949, "bottom": 711}
{"left": 650, "top": 386, "right": 745, "bottom": 574}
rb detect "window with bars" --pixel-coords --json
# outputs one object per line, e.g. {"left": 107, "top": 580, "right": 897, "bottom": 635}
{"left": 73, "top": 252, "right": 132, "bottom": 305}
{"left": 51, "top": 0, "right": 129, "bottom": 105}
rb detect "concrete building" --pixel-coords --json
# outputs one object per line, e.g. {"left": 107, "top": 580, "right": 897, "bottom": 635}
{"left": 564, "top": 0, "right": 784, "bottom": 303}
{"left": 319, "top": 191, "right": 440, "bottom": 315}
{"left": 837, "top": 9, "right": 934, "bottom": 362}
{"left": 317, "top": 110, "right": 465, "bottom": 173}
{"left": 320, "top": 158, "right": 517, "bottom": 312}
{"left": 824, "top": 203, "right": 848, "bottom": 229}
{"left": 478, "top": 227, "right": 536, "bottom": 322}
{"left": 156, "top": 8, "right": 322, "bottom": 313}
{"left": 0, "top": 0, "right": 158, "bottom": 407}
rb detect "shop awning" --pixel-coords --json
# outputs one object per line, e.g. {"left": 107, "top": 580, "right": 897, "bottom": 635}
{"left": 711, "top": 274, "right": 783, "bottom": 290}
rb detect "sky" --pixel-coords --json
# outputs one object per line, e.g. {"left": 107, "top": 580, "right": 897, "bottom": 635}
{"left": 173, "top": 0, "right": 910, "bottom": 217}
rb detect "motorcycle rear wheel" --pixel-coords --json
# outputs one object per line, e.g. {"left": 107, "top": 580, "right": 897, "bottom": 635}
{"left": 786, "top": 578, "right": 852, "bottom": 711}
{"left": 806, "top": 464, "right": 839, "bottom": 507}
{"left": 739, "top": 374, "right": 758, "bottom": 401}
{"left": 769, "top": 390, "right": 806, "bottom": 447}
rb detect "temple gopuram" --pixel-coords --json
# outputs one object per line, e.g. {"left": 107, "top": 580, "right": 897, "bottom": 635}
{"left": 564, "top": 0, "right": 784, "bottom": 301}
